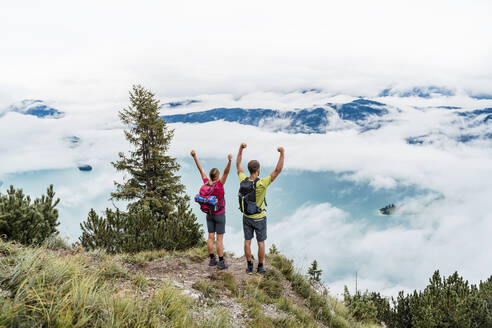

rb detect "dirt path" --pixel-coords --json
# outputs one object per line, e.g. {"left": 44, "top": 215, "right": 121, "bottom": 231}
{"left": 124, "top": 253, "right": 326, "bottom": 327}
{"left": 128, "top": 253, "right": 271, "bottom": 285}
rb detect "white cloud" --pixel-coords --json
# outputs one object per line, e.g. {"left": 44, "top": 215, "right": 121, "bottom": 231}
{"left": 268, "top": 200, "right": 492, "bottom": 298}
{"left": 1, "top": 0, "right": 492, "bottom": 107}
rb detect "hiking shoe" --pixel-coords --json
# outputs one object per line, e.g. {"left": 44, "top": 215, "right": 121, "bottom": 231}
{"left": 246, "top": 263, "right": 254, "bottom": 274}
{"left": 209, "top": 257, "right": 217, "bottom": 266}
{"left": 257, "top": 266, "right": 267, "bottom": 275}
{"left": 218, "top": 259, "right": 228, "bottom": 270}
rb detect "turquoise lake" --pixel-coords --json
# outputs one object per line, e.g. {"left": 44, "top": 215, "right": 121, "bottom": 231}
{"left": 1, "top": 158, "right": 424, "bottom": 240}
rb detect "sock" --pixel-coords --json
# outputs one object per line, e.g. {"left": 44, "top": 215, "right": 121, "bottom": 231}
{"left": 209, "top": 254, "right": 215, "bottom": 259}
{"left": 219, "top": 256, "right": 224, "bottom": 262}
{"left": 258, "top": 262, "right": 264, "bottom": 268}
{"left": 247, "top": 260, "right": 253, "bottom": 267}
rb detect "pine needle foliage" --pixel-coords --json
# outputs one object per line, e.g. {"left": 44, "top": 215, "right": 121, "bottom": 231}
{"left": 80, "top": 85, "right": 203, "bottom": 253}
{"left": 307, "top": 260, "right": 322, "bottom": 282}
{"left": 343, "top": 270, "right": 492, "bottom": 327}
{"left": 111, "top": 85, "right": 183, "bottom": 214}
{"left": 0, "top": 185, "right": 60, "bottom": 245}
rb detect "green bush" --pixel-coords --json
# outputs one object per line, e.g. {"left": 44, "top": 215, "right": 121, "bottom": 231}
{"left": 0, "top": 185, "right": 60, "bottom": 246}
{"left": 344, "top": 270, "right": 492, "bottom": 327}
{"left": 81, "top": 205, "right": 203, "bottom": 254}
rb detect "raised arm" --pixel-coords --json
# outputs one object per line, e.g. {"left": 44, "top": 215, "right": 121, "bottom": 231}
{"left": 270, "top": 146, "right": 285, "bottom": 182}
{"left": 190, "top": 150, "right": 207, "bottom": 180}
{"left": 236, "top": 143, "right": 247, "bottom": 175}
{"left": 220, "top": 154, "right": 233, "bottom": 184}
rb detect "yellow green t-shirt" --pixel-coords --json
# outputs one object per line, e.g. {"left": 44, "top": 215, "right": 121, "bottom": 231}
{"left": 238, "top": 172, "right": 271, "bottom": 220}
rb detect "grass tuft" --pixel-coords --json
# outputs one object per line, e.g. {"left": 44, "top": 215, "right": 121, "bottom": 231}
{"left": 193, "top": 279, "right": 218, "bottom": 299}
{"left": 210, "top": 271, "right": 239, "bottom": 297}
{"left": 131, "top": 273, "right": 148, "bottom": 289}
{"left": 43, "top": 235, "right": 71, "bottom": 250}
{"left": 98, "top": 260, "right": 129, "bottom": 280}
{"left": 259, "top": 268, "right": 283, "bottom": 299}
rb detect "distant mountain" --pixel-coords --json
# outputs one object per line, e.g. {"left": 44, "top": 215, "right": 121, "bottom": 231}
{"left": 3, "top": 99, "right": 64, "bottom": 118}
{"left": 162, "top": 99, "right": 389, "bottom": 134}
{"left": 457, "top": 108, "right": 492, "bottom": 123}
{"left": 2, "top": 96, "right": 490, "bottom": 144}
{"left": 163, "top": 99, "right": 201, "bottom": 108}
{"left": 379, "top": 86, "right": 455, "bottom": 98}
{"left": 406, "top": 108, "right": 492, "bottom": 145}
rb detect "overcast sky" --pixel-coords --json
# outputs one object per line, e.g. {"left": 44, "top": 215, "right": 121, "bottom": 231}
{"left": 1, "top": 0, "right": 492, "bottom": 106}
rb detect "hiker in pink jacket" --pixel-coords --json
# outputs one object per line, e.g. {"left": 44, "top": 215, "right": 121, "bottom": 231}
{"left": 191, "top": 150, "right": 232, "bottom": 270}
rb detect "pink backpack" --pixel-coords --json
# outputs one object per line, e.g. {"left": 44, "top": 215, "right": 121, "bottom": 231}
{"left": 195, "top": 182, "right": 223, "bottom": 214}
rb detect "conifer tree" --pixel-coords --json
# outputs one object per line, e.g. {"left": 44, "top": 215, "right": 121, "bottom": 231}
{"left": 0, "top": 185, "right": 60, "bottom": 245}
{"left": 344, "top": 270, "right": 492, "bottom": 327}
{"left": 80, "top": 85, "right": 203, "bottom": 253}
{"left": 308, "top": 260, "right": 322, "bottom": 282}
{"left": 111, "top": 85, "right": 184, "bottom": 215}
{"left": 269, "top": 244, "right": 279, "bottom": 255}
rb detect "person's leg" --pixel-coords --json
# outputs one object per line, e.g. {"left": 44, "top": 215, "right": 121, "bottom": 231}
{"left": 255, "top": 218, "right": 267, "bottom": 274}
{"left": 207, "top": 233, "right": 215, "bottom": 255}
{"left": 243, "top": 216, "right": 254, "bottom": 261}
{"left": 216, "top": 234, "right": 224, "bottom": 257}
{"left": 244, "top": 239, "right": 252, "bottom": 261}
{"left": 215, "top": 213, "right": 226, "bottom": 258}
{"left": 216, "top": 233, "right": 228, "bottom": 269}
{"left": 243, "top": 216, "right": 254, "bottom": 273}
{"left": 257, "top": 241, "right": 265, "bottom": 264}
{"left": 206, "top": 214, "right": 217, "bottom": 266}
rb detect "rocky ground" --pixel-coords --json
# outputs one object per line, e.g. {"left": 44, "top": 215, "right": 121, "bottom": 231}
{"left": 124, "top": 253, "right": 326, "bottom": 328}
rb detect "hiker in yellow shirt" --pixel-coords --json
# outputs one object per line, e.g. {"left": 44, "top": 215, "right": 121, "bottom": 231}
{"left": 236, "top": 143, "right": 284, "bottom": 274}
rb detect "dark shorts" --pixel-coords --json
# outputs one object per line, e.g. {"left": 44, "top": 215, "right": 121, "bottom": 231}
{"left": 206, "top": 212, "right": 226, "bottom": 234}
{"left": 243, "top": 216, "right": 267, "bottom": 242}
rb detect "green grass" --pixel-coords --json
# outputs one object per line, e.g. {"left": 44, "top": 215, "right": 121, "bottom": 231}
{"left": 193, "top": 279, "right": 218, "bottom": 299}
{"left": 259, "top": 269, "right": 283, "bottom": 299}
{"left": 276, "top": 296, "right": 318, "bottom": 327}
{"left": 0, "top": 241, "right": 380, "bottom": 328}
{"left": 131, "top": 272, "right": 148, "bottom": 289}
{"left": 42, "top": 235, "right": 71, "bottom": 250}
{"left": 98, "top": 260, "right": 130, "bottom": 280}
{"left": 270, "top": 254, "right": 379, "bottom": 328}
{"left": 210, "top": 271, "right": 239, "bottom": 297}
{"left": 0, "top": 241, "right": 228, "bottom": 328}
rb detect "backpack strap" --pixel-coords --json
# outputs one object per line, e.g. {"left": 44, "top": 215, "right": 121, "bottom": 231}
{"left": 253, "top": 178, "right": 267, "bottom": 211}
{"left": 206, "top": 181, "right": 218, "bottom": 195}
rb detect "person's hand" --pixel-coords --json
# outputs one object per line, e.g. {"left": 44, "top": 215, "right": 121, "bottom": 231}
{"left": 277, "top": 146, "right": 284, "bottom": 154}
{"left": 227, "top": 154, "right": 233, "bottom": 161}
{"left": 190, "top": 150, "right": 196, "bottom": 157}
{"left": 240, "top": 143, "right": 247, "bottom": 149}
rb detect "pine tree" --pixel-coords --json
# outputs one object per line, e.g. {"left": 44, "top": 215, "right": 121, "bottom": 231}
{"left": 340, "top": 270, "right": 492, "bottom": 327}
{"left": 0, "top": 185, "right": 60, "bottom": 245}
{"left": 80, "top": 85, "right": 203, "bottom": 253}
{"left": 307, "top": 260, "right": 322, "bottom": 282}
{"left": 111, "top": 85, "right": 184, "bottom": 215}
{"left": 80, "top": 208, "right": 126, "bottom": 253}
{"left": 269, "top": 244, "right": 279, "bottom": 255}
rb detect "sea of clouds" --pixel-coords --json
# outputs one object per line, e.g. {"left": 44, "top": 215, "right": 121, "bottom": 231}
{"left": 1, "top": 90, "right": 491, "bottom": 298}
